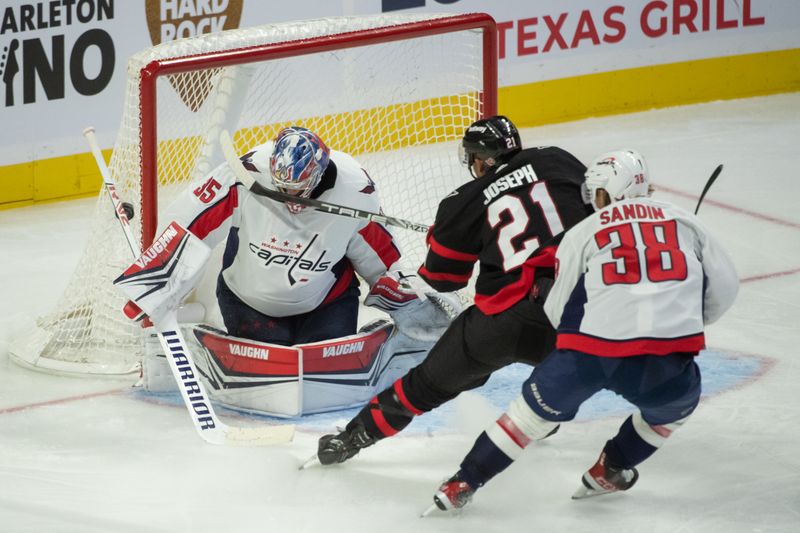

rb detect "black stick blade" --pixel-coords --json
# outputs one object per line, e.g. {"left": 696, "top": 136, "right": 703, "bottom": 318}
{"left": 694, "top": 164, "right": 723, "bottom": 215}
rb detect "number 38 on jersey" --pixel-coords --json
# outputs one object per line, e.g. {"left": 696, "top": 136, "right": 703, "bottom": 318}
{"left": 595, "top": 219, "right": 688, "bottom": 285}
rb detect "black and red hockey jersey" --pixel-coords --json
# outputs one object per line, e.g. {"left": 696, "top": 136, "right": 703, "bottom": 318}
{"left": 419, "top": 146, "right": 592, "bottom": 315}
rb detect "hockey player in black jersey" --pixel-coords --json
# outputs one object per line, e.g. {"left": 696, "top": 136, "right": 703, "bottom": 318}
{"left": 313, "top": 116, "right": 593, "bottom": 467}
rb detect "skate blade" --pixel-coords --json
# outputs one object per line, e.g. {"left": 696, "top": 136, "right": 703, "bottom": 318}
{"left": 299, "top": 454, "right": 320, "bottom": 470}
{"left": 572, "top": 485, "right": 614, "bottom": 499}
{"left": 420, "top": 502, "right": 440, "bottom": 518}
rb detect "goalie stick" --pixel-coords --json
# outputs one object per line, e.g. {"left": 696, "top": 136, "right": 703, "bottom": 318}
{"left": 82, "top": 126, "right": 294, "bottom": 446}
{"left": 694, "top": 164, "right": 724, "bottom": 215}
{"left": 218, "top": 130, "right": 430, "bottom": 233}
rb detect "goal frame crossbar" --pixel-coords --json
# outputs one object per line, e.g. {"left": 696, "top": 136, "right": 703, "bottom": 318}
{"left": 138, "top": 12, "right": 498, "bottom": 247}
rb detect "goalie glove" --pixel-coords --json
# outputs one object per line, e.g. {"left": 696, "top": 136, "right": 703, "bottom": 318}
{"left": 365, "top": 270, "right": 421, "bottom": 312}
{"left": 390, "top": 291, "right": 462, "bottom": 342}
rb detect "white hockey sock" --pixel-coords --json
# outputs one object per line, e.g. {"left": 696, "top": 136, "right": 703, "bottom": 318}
{"left": 632, "top": 411, "right": 690, "bottom": 449}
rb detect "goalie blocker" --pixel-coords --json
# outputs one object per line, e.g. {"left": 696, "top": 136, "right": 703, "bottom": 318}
{"left": 114, "top": 221, "right": 211, "bottom": 325}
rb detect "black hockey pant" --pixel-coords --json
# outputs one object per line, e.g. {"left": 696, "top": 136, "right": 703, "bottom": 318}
{"left": 348, "top": 298, "right": 556, "bottom": 440}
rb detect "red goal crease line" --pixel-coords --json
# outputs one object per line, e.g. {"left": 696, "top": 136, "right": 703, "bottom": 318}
{"left": 0, "top": 387, "right": 128, "bottom": 415}
{"left": 657, "top": 184, "right": 800, "bottom": 283}
{"left": 740, "top": 267, "right": 800, "bottom": 284}
{"left": 656, "top": 184, "right": 800, "bottom": 230}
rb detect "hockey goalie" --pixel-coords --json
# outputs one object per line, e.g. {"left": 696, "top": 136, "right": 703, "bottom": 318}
{"left": 113, "top": 127, "right": 460, "bottom": 417}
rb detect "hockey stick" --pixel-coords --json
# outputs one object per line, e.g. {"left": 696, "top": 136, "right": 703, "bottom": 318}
{"left": 694, "top": 164, "right": 724, "bottom": 215}
{"left": 218, "top": 130, "right": 430, "bottom": 233}
{"left": 83, "top": 126, "right": 294, "bottom": 446}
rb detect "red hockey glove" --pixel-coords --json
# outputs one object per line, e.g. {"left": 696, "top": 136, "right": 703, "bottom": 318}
{"left": 123, "top": 300, "right": 146, "bottom": 321}
{"left": 365, "top": 270, "right": 420, "bottom": 312}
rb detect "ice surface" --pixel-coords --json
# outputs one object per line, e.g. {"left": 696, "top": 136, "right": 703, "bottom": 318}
{"left": 1, "top": 94, "right": 799, "bottom": 533}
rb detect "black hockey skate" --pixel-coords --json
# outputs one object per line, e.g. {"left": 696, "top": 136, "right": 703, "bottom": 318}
{"left": 421, "top": 473, "right": 476, "bottom": 516}
{"left": 316, "top": 422, "right": 377, "bottom": 466}
{"left": 572, "top": 451, "right": 639, "bottom": 499}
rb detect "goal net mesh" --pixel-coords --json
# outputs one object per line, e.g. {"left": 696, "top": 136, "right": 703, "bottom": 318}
{"left": 9, "top": 13, "right": 492, "bottom": 375}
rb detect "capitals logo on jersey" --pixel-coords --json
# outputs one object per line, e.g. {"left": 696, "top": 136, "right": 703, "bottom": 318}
{"left": 248, "top": 233, "right": 331, "bottom": 285}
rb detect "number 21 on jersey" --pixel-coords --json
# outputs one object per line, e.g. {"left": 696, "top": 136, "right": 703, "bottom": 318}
{"left": 488, "top": 182, "right": 564, "bottom": 272}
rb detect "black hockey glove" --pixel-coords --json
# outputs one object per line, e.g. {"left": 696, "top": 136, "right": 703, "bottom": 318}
{"left": 530, "top": 276, "right": 554, "bottom": 304}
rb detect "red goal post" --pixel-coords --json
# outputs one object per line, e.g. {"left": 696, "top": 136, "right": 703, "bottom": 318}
{"left": 9, "top": 12, "right": 498, "bottom": 376}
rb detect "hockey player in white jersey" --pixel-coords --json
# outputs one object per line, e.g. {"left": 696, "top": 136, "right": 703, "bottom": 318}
{"left": 424, "top": 149, "right": 739, "bottom": 514}
{"left": 163, "top": 126, "right": 420, "bottom": 345}
{"left": 120, "top": 127, "right": 458, "bottom": 416}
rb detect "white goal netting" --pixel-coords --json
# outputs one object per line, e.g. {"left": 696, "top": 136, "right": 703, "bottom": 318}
{"left": 9, "top": 13, "right": 495, "bottom": 376}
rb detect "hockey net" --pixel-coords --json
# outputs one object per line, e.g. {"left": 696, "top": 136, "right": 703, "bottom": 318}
{"left": 8, "top": 13, "right": 497, "bottom": 376}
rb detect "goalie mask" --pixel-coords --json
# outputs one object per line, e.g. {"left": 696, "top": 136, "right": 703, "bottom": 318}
{"left": 459, "top": 115, "right": 522, "bottom": 178}
{"left": 584, "top": 149, "right": 651, "bottom": 211}
{"left": 269, "top": 127, "right": 330, "bottom": 204}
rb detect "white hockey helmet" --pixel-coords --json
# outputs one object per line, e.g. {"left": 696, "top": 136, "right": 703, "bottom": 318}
{"left": 584, "top": 149, "right": 650, "bottom": 210}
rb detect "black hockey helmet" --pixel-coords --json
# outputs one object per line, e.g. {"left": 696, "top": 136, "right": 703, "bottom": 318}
{"left": 459, "top": 115, "right": 522, "bottom": 174}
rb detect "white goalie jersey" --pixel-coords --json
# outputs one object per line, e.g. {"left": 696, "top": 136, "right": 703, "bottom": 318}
{"left": 544, "top": 197, "right": 739, "bottom": 357}
{"left": 161, "top": 142, "right": 402, "bottom": 317}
